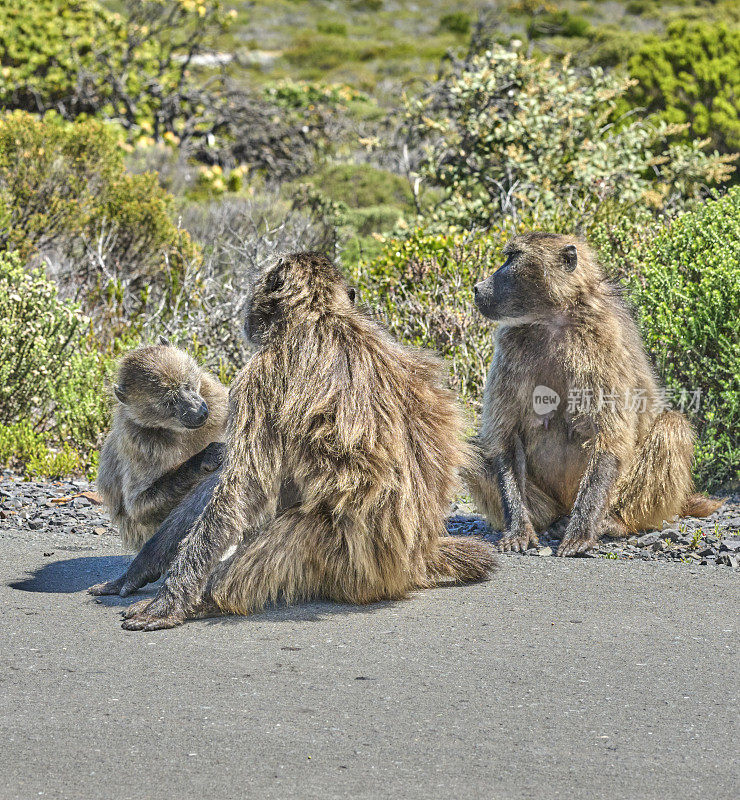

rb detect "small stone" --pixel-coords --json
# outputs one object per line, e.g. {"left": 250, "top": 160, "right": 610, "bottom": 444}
{"left": 93, "top": 527, "right": 106, "bottom": 536}
{"left": 525, "top": 547, "right": 538, "bottom": 556}
{"left": 27, "top": 520, "right": 43, "bottom": 530}
{"left": 661, "top": 528, "right": 681, "bottom": 542}
{"left": 536, "top": 546, "right": 553, "bottom": 557}
{"left": 637, "top": 533, "right": 659, "bottom": 548}
{"left": 717, "top": 553, "right": 739, "bottom": 568}
{"left": 697, "top": 546, "right": 716, "bottom": 557}
{"left": 0, "top": 509, "right": 13, "bottom": 519}
{"left": 626, "top": 536, "right": 638, "bottom": 546}
{"left": 719, "top": 539, "right": 740, "bottom": 553}
{"left": 653, "top": 540, "right": 668, "bottom": 552}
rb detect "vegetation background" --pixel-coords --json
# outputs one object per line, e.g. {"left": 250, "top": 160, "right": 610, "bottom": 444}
{"left": 0, "top": 0, "right": 738, "bottom": 491}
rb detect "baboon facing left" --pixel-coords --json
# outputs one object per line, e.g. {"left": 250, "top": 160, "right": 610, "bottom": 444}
{"left": 466, "top": 232, "right": 722, "bottom": 557}
{"left": 118, "top": 252, "right": 497, "bottom": 631}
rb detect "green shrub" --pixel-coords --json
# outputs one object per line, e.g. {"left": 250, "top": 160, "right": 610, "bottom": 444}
{"left": 407, "top": 46, "right": 737, "bottom": 233}
{"left": 439, "top": 12, "right": 471, "bottom": 35}
{"left": 0, "top": 0, "right": 119, "bottom": 115}
{"left": 0, "top": 251, "right": 115, "bottom": 476}
{"left": 317, "top": 21, "right": 348, "bottom": 36}
{"left": 527, "top": 10, "right": 591, "bottom": 39}
{"left": 0, "top": 421, "right": 86, "bottom": 478}
{"left": 604, "top": 189, "right": 740, "bottom": 491}
{"left": 623, "top": 21, "right": 740, "bottom": 154}
{"left": 0, "top": 111, "right": 200, "bottom": 335}
{"left": 0, "top": 0, "right": 230, "bottom": 140}
{"left": 348, "top": 223, "right": 522, "bottom": 406}
{"left": 302, "top": 163, "right": 414, "bottom": 210}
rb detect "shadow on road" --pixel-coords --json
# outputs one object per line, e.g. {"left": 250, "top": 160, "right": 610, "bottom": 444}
{"left": 8, "top": 555, "right": 393, "bottom": 626}
{"left": 9, "top": 555, "right": 133, "bottom": 594}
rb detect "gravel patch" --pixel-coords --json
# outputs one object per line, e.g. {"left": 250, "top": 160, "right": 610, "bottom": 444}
{"left": 0, "top": 470, "right": 117, "bottom": 552}
{"left": 449, "top": 496, "right": 740, "bottom": 568}
{"left": 2, "top": 471, "right": 737, "bottom": 569}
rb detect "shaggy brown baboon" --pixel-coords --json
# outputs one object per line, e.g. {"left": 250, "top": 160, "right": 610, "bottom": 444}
{"left": 466, "top": 232, "right": 722, "bottom": 557}
{"left": 119, "top": 252, "right": 496, "bottom": 630}
{"left": 95, "top": 341, "right": 228, "bottom": 552}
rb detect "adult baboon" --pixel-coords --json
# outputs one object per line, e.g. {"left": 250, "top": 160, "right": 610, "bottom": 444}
{"left": 467, "top": 232, "right": 722, "bottom": 557}
{"left": 96, "top": 341, "right": 228, "bottom": 552}
{"left": 118, "top": 252, "right": 496, "bottom": 630}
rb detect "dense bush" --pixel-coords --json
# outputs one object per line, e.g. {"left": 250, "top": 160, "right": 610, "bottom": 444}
{"left": 603, "top": 189, "right": 740, "bottom": 491}
{"left": 624, "top": 21, "right": 740, "bottom": 155}
{"left": 406, "top": 46, "right": 737, "bottom": 232}
{"left": 0, "top": 111, "right": 199, "bottom": 335}
{"left": 0, "top": 252, "right": 115, "bottom": 476}
{"left": 526, "top": 9, "right": 591, "bottom": 39}
{"left": 0, "top": 0, "right": 227, "bottom": 138}
{"left": 0, "top": 0, "right": 118, "bottom": 115}
{"left": 348, "top": 224, "right": 521, "bottom": 406}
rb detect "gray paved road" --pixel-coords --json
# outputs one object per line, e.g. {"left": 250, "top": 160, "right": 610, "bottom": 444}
{"left": 1, "top": 538, "right": 738, "bottom": 800}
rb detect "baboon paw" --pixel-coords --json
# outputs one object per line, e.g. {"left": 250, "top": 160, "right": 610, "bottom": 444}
{"left": 122, "top": 612, "right": 184, "bottom": 631}
{"left": 122, "top": 598, "right": 154, "bottom": 619}
{"left": 498, "top": 528, "right": 539, "bottom": 553}
{"left": 556, "top": 532, "right": 597, "bottom": 557}
{"left": 88, "top": 577, "right": 126, "bottom": 596}
{"left": 121, "top": 596, "right": 185, "bottom": 631}
{"left": 200, "top": 441, "right": 226, "bottom": 473}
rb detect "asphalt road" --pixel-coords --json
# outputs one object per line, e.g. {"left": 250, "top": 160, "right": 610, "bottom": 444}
{"left": 1, "top": 537, "right": 738, "bottom": 800}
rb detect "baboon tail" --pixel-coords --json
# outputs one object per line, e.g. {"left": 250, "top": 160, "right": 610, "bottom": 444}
{"left": 430, "top": 536, "right": 498, "bottom": 583}
{"left": 681, "top": 493, "right": 725, "bottom": 518}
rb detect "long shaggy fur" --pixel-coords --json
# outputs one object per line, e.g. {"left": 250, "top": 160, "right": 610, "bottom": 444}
{"left": 133, "top": 252, "right": 496, "bottom": 624}
{"left": 98, "top": 344, "right": 228, "bottom": 551}
{"left": 208, "top": 253, "right": 496, "bottom": 615}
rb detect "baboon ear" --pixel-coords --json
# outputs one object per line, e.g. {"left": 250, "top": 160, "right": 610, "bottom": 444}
{"left": 347, "top": 287, "right": 356, "bottom": 305}
{"left": 113, "top": 384, "right": 127, "bottom": 404}
{"left": 158, "top": 335, "right": 170, "bottom": 346}
{"left": 265, "top": 263, "right": 285, "bottom": 293}
{"left": 562, "top": 245, "right": 578, "bottom": 272}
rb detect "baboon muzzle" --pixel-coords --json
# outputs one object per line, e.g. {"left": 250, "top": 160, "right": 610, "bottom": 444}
{"left": 179, "top": 398, "right": 209, "bottom": 429}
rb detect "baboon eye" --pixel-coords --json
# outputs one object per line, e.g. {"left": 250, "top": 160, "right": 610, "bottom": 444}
{"left": 562, "top": 245, "right": 578, "bottom": 272}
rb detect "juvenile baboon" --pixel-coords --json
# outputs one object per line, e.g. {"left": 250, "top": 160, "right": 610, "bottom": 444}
{"left": 118, "top": 252, "right": 496, "bottom": 630}
{"left": 96, "top": 341, "right": 228, "bottom": 552}
{"left": 466, "top": 232, "right": 722, "bottom": 557}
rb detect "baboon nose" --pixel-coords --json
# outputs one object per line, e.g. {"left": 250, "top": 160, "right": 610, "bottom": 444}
{"left": 195, "top": 401, "right": 209, "bottom": 423}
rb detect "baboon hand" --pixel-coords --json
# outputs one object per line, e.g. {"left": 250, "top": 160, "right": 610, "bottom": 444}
{"left": 121, "top": 591, "right": 185, "bottom": 631}
{"left": 88, "top": 575, "right": 127, "bottom": 596}
{"left": 497, "top": 524, "right": 539, "bottom": 553}
{"left": 556, "top": 523, "right": 598, "bottom": 557}
{"left": 88, "top": 567, "right": 158, "bottom": 597}
{"left": 198, "top": 441, "right": 226, "bottom": 473}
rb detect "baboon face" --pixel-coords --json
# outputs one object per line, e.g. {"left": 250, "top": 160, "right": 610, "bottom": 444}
{"left": 474, "top": 234, "right": 579, "bottom": 323}
{"left": 244, "top": 254, "right": 357, "bottom": 346}
{"left": 114, "top": 346, "right": 209, "bottom": 431}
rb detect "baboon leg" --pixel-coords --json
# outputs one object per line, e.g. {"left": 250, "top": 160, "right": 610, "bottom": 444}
{"left": 90, "top": 474, "right": 219, "bottom": 597}
{"left": 557, "top": 452, "right": 619, "bottom": 557}
{"left": 204, "top": 520, "right": 314, "bottom": 616}
{"left": 466, "top": 439, "right": 561, "bottom": 537}
{"left": 494, "top": 436, "right": 540, "bottom": 553}
{"left": 611, "top": 410, "right": 695, "bottom": 532}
